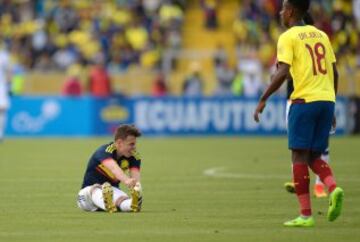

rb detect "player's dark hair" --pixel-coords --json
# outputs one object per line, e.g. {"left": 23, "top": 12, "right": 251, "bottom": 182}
{"left": 114, "top": 124, "right": 142, "bottom": 140}
{"left": 303, "top": 11, "right": 314, "bottom": 25}
{"left": 288, "top": 0, "right": 310, "bottom": 16}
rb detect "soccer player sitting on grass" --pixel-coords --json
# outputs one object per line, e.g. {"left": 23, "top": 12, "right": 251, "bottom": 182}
{"left": 254, "top": 0, "right": 344, "bottom": 227}
{"left": 77, "top": 124, "right": 143, "bottom": 213}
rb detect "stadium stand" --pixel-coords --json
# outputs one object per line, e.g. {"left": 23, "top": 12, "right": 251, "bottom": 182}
{"left": 0, "top": 0, "right": 359, "bottom": 96}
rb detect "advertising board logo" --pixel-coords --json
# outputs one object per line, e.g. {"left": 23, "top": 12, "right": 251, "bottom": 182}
{"left": 101, "top": 104, "right": 129, "bottom": 122}
{"left": 12, "top": 100, "right": 61, "bottom": 133}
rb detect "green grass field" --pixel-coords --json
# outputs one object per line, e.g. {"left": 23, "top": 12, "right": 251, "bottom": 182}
{"left": 0, "top": 137, "right": 359, "bottom": 242}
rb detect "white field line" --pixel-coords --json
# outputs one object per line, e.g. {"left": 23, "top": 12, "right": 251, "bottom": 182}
{"left": 203, "top": 167, "right": 288, "bottom": 180}
{"left": 203, "top": 167, "right": 360, "bottom": 182}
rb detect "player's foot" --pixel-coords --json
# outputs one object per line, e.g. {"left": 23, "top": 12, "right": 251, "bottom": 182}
{"left": 283, "top": 216, "right": 315, "bottom": 227}
{"left": 327, "top": 187, "right": 344, "bottom": 222}
{"left": 102, "top": 182, "right": 117, "bottom": 213}
{"left": 284, "top": 182, "right": 295, "bottom": 194}
{"left": 130, "top": 182, "right": 143, "bottom": 212}
{"left": 314, "top": 183, "right": 327, "bottom": 198}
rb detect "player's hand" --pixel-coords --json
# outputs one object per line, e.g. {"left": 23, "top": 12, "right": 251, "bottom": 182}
{"left": 124, "top": 178, "right": 137, "bottom": 188}
{"left": 254, "top": 100, "right": 266, "bottom": 122}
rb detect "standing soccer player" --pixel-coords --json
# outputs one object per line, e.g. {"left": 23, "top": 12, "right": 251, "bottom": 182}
{"left": 253, "top": 0, "right": 344, "bottom": 227}
{"left": 77, "top": 124, "right": 143, "bottom": 213}
{"left": 283, "top": 12, "right": 332, "bottom": 198}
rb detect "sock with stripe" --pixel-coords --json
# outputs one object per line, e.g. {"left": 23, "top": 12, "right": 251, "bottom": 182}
{"left": 293, "top": 163, "right": 312, "bottom": 216}
{"left": 309, "top": 158, "right": 337, "bottom": 193}
{"left": 315, "top": 151, "right": 330, "bottom": 184}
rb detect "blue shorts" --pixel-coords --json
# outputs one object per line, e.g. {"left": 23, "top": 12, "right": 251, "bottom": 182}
{"left": 288, "top": 101, "right": 334, "bottom": 152}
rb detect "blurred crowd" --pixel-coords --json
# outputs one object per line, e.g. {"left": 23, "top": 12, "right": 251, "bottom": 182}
{"left": 0, "top": 0, "right": 187, "bottom": 96}
{"left": 178, "top": 0, "right": 360, "bottom": 98}
{"left": 229, "top": 0, "right": 360, "bottom": 97}
{"left": 0, "top": 0, "right": 185, "bottom": 72}
{"left": 1, "top": 0, "right": 359, "bottom": 97}
{"left": 234, "top": 0, "right": 360, "bottom": 66}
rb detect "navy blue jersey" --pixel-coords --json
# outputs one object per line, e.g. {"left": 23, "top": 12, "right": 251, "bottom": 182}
{"left": 81, "top": 142, "right": 141, "bottom": 188}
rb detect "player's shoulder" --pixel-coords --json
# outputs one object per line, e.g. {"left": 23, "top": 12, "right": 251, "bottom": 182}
{"left": 131, "top": 150, "right": 142, "bottom": 161}
{"left": 279, "top": 28, "right": 292, "bottom": 38}
{"left": 278, "top": 28, "right": 296, "bottom": 43}
{"left": 318, "top": 29, "right": 331, "bottom": 43}
{"left": 95, "top": 142, "right": 116, "bottom": 155}
{"left": 308, "top": 25, "right": 330, "bottom": 39}
{"left": 104, "top": 142, "right": 116, "bottom": 154}
{"left": 309, "top": 25, "right": 327, "bottom": 36}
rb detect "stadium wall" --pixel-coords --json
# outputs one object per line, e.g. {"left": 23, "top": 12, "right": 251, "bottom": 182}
{"left": 5, "top": 96, "right": 348, "bottom": 136}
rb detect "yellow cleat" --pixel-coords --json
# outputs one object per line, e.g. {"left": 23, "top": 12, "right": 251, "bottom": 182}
{"left": 284, "top": 182, "right": 296, "bottom": 194}
{"left": 314, "top": 183, "right": 327, "bottom": 198}
{"left": 328, "top": 187, "right": 344, "bottom": 222}
{"left": 102, "top": 182, "right": 117, "bottom": 213}
{"left": 284, "top": 216, "right": 315, "bottom": 227}
{"left": 130, "top": 182, "right": 143, "bottom": 212}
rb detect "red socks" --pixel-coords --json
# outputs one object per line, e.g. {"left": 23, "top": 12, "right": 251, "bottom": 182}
{"left": 292, "top": 159, "right": 337, "bottom": 217}
{"left": 293, "top": 163, "right": 312, "bottom": 216}
{"left": 309, "top": 158, "right": 337, "bottom": 193}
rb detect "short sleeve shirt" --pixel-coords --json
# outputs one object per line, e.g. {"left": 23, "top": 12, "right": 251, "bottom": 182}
{"left": 277, "top": 25, "right": 336, "bottom": 103}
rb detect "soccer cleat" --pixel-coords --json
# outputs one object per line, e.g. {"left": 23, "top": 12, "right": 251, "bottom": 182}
{"left": 130, "top": 182, "right": 143, "bottom": 212}
{"left": 314, "top": 183, "right": 327, "bottom": 198}
{"left": 284, "top": 182, "right": 296, "bottom": 194}
{"left": 102, "top": 182, "right": 117, "bottom": 213}
{"left": 283, "top": 216, "right": 315, "bottom": 227}
{"left": 327, "top": 187, "right": 344, "bottom": 222}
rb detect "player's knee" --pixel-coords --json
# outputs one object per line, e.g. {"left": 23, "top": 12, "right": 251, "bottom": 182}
{"left": 77, "top": 186, "right": 98, "bottom": 212}
{"left": 89, "top": 184, "right": 101, "bottom": 195}
{"left": 291, "top": 149, "right": 310, "bottom": 163}
{"left": 309, "top": 151, "right": 321, "bottom": 163}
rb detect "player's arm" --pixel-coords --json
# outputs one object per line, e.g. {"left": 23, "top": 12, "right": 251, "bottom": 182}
{"left": 262, "top": 62, "right": 289, "bottom": 101}
{"left": 254, "top": 62, "right": 289, "bottom": 122}
{"left": 130, "top": 168, "right": 140, "bottom": 182}
{"left": 332, "top": 62, "right": 339, "bottom": 129}
{"left": 333, "top": 63, "right": 338, "bottom": 95}
{"left": 102, "top": 158, "right": 136, "bottom": 188}
{"left": 129, "top": 151, "right": 141, "bottom": 182}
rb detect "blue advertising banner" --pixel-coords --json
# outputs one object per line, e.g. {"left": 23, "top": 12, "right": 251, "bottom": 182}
{"left": 133, "top": 97, "right": 347, "bottom": 135}
{"left": 6, "top": 96, "right": 93, "bottom": 136}
{"left": 5, "top": 96, "right": 348, "bottom": 136}
{"left": 134, "top": 97, "right": 287, "bottom": 135}
{"left": 91, "top": 97, "right": 133, "bottom": 135}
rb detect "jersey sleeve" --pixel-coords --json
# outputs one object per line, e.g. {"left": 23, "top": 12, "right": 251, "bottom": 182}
{"left": 277, "top": 32, "right": 293, "bottom": 65}
{"left": 94, "top": 144, "right": 114, "bottom": 163}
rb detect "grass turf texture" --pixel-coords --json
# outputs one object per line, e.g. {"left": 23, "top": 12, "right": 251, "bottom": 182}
{"left": 0, "top": 137, "right": 359, "bottom": 242}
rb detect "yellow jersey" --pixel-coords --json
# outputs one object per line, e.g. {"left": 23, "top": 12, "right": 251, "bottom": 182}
{"left": 277, "top": 25, "right": 336, "bottom": 102}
